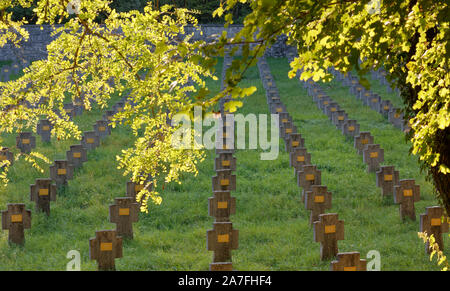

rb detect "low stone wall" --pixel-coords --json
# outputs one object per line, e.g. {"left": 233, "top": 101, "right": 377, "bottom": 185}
{"left": 0, "top": 24, "right": 294, "bottom": 62}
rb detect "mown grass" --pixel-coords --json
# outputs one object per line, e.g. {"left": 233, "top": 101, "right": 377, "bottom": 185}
{"left": 0, "top": 58, "right": 445, "bottom": 271}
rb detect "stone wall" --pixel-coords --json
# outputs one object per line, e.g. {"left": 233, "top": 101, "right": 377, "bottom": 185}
{"left": 0, "top": 24, "right": 294, "bottom": 62}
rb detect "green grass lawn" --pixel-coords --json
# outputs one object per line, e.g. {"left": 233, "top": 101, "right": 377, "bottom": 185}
{"left": 0, "top": 58, "right": 445, "bottom": 270}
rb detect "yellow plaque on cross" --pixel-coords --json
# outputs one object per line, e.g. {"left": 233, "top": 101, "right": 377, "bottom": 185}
{"left": 372, "top": 98, "right": 378, "bottom": 103}
{"left": 292, "top": 141, "right": 300, "bottom": 147}
{"left": 331, "top": 107, "right": 337, "bottom": 112}
{"left": 285, "top": 128, "right": 292, "bottom": 134}
{"left": 403, "top": 189, "right": 413, "bottom": 197}
{"left": 324, "top": 101, "right": 329, "bottom": 105}
{"left": 306, "top": 174, "right": 315, "bottom": 181}
{"left": 384, "top": 106, "right": 389, "bottom": 110}
{"left": 220, "top": 179, "right": 230, "bottom": 186}
{"left": 314, "top": 195, "right": 325, "bottom": 203}
{"left": 276, "top": 108, "right": 282, "bottom": 113}
{"left": 222, "top": 160, "right": 231, "bottom": 167}
{"left": 431, "top": 218, "right": 441, "bottom": 226}
{"left": 217, "top": 234, "right": 229, "bottom": 243}
{"left": 370, "top": 152, "right": 378, "bottom": 158}
{"left": 338, "top": 116, "right": 344, "bottom": 121}
{"left": 22, "top": 139, "right": 30, "bottom": 144}
{"left": 39, "top": 189, "right": 49, "bottom": 196}
{"left": 11, "top": 214, "right": 22, "bottom": 223}
{"left": 73, "top": 152, "right": 81, "bottom": 158}
{"left": 297, "top": 156, "right": 305, "bottom": 162}
{"left": 282, "top": 118, "right": 288, "bottom": 123}
{"left": 43, "top": 125, "right": 50, "bottom": 131}
{"left": 325, "top": 225, "right": 336, "bottom": 234}
{"left": 100, "top": 242, "right": 113, "bottom": 251}
{"left": 361, "top": 139, "right": 369, "bottom": 145}
{"left": 384, "top": 175, "right": 393, "bottom": 181}
{"left": 119, "top": 208, "right": 130, "bottom": 216}
{"left": 135, "top": 184, "right": 144, "bottom": 192}
{"left": 217, "top": 201, "right": 228, "bottom": 209}
{"left": 57, "top": 168, "right": 66, "bottom": 175}
{"left": 99, "top": 126, "right": 106, "bottom": 132}
{"left": 348, "top": 126, "right": 355, "bottom": 132}
{"left": 86, "top": 138, "right": 95, "bottom": 144}
{"left": 344, "top": 266, "right": 357, "bottom": 271}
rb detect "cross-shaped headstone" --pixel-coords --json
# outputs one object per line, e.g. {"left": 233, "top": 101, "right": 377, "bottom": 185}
{"left": 62, "top": 103, "right": 76, "bottom": 120}
{"left": 212, "top": 170, "right": 236, "bottom": 192}
{"left": 66, "top": 144, "right": 88, "bottom": 169}
{"left": 331, "top": 110, "right": 348, "bottom": 130}
{"left": 16, "top": 132, "right": 36, "bottom": 153}
{"left": 89, "top": 230, "right": 123, "bottom": 271}
{"left": 394, "top": 179, "right": 420, "bottom": 221}
{"left": 50, "top": 160, "right": 74, "bottom": 186}
{"left": 0, "top": 147, "right": 14, "bottom": 167}
{"left": 420, "top": 206, "right": 449, "bottom": 254}
{"left": 30, "top": 178, "right": 57, "bottom": 215}
{"left": 93, "top": 120, "right": 111, "bottom": 139}
{"left": 1, "top": 203, "right": 31, "bottom": 245}
{"left": 330, "top": 252, "right": 367, "bottom": 271}
{"left": 209, "top": 191, "right": 236, "bottom": 222}
{"left": 290, "top": 148, "right": 311, "bottom": 176}
{"left": 318, "top": 97, "right": 332, "bottom": 111}
{"left": 270, "top": 103, "right": 287, "bottom": 115}
{"left": 361, "top": 91, "right": 372, "bottom": 105}
{"left": 388, "top": 108, "right": 407, "bottom": 130}
{"left": 214, "top": 153, "right": 236, "bottom": 172}
{"left": 324, "top": 102, "right": 340, "bottom": 120}
{"left": 369, "top": 94, "right": 381, "bottom": 111}
{"left": 285, "top": 133, "right": 305, "bottom": 153}
{"left": 280, "top": 121, "right": 297, "bottom": 141}
{"left": 81, "top": 131, "right": 100, "bottom": 151}
{"left": 378, "top": 100, "right": 393, "bottom": 117}
{"left": 376, "top": 166, "right": 400, "bottom": 197}
{"left": 36, "top": 119, "right": 53, "bottom": 143}
{"left": 109, "top": 197, "right": 139, "bottom": 239}
{"left": 103, "top": 110, "right": 116, "bottom": 125}
{"left": 207, "top": 222, "right": 239, "bottom": 266}
{"left": 354, "top": 132, "right": 374, "bottom": 155}
{"left": 305, "top": 185, "right": 332, "bottom": 225}
{"left": 341, "top": 120, "right": 360, "bottom": 137}
{"left": 362, "top": 144, "right": 384, "bottom": 172}
{"left": 126, "top": 177, "right": 153, "bottom": 204}
{"left": 313, "top": 213, "right": 344, "bottom": 260}
{"left": 298, "top": 165, "right": 322, "bottom": 203}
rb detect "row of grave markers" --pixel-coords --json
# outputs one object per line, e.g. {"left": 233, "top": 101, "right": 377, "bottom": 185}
{"left": 331, "top": 68, "right": 410, "bottom": 132}
{"left": 207, "top": 55, "right": 239, "bottom": 271}
{"left": 289, "top": 54, "right": 449, "bottom": 255}
{"left": 257, "top": 57, "right": 367, "bottom": 270}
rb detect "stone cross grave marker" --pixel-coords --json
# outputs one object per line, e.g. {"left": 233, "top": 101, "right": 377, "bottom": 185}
{"left": 305, "top": 185, "right": 332, "bottom": 225}
{"left": 369, "top": 94, "right": 381, "bottom": 111}
{"left": 66, "top": 144, "right": 88, "bottom": 169}
{"left": 30, "top": 178, "right": 57, "bottom": 215}
{"left": 0, "top": 147, "right": 14, "bottom": 167}
{"left": 207, "top": 222, "right": 238, "bottom": 270}
{"left": 330, "top": 252, "right": 367, "bottom": 271}
{"left": 420, "top": 206, "right": 449, "bottom": 254}
{"left": 394, "top": 179, "right": 420, "bottom": 221}
{"left": 63, "top": 103, "right": 76, "bottom": 120}
{"left": 378, "top": 100, "right": 393, "bottom": 117}
{"left": 212, "top": 170, "right": 236, "bottom": 192}
{"left": 103, "top": 110, "right": 116, "bottom": 125}
{"left": 50, "top": 160, "right": 74, "bottom": 186}
{"left": 1, "top": 203, "right": 31, "bottom": 245}
{"left": 214, "top": 152, "right": 236, "bottom": 172}
{"left": 94, "top": 120, "right": 111, "bottom": 139}
{"left": 324, "top": 102, "right": 340, "bottom": 120}
{"left": 290, "top": 148, "right": 311, "bottom": 176}
{"left": 270, "top": 103, "right": 287, "bottom": 115}
{"left": 354, "top": 132, "right": 374, "bottom": 155}
{"left": 388, "top": 108, "right": 407, "bottom": 130}
{"left": 113, "top": 102, "right": 125, "bottom": 113}
{"left": 126, "top": 177, "right": 153, "bottom": 204}
{"left": 81, "top": 131, "right": 100, "bottom": 151}
{"left": 109, "top": 197, "right": 139, "bottom": 239}
{"left": 313, "top": 213, "right": 344, "bottom": 260}
{"left": 298, "top": 165, "right": 322, "bottom": 203}
{"left": 209, "top": 191, "right": 236, "bottom": 223}
{"left": 285, "top": 133, "right": 305, "bottom": 153}
{"left": 362, "top": 144, "right": 384, "bottom": 172}
{"left": 342, "top": 120, "right": 360, "bottom": 137}
{"left": 16, "top": 132, "right": 36, "bottom": 153}
{"left": 360, "top": 91, "right": 372, "bottom": 104}
{"left": 376, "top": 166, "right": 400, "bottom": 197}
{"left": 280, "top": 121, "right": 297, "bottom": 141}
{"left": 331, "top": 110, "right": 348, "bottom": 129}
{"left": 36, "top": 119, "right": 52, "bottom": 143}
{"left": 318, "top": 97, "right": 332, "bottom": 111}
{"left": 89, "top": 230, "right": 123, "bottom": 271}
